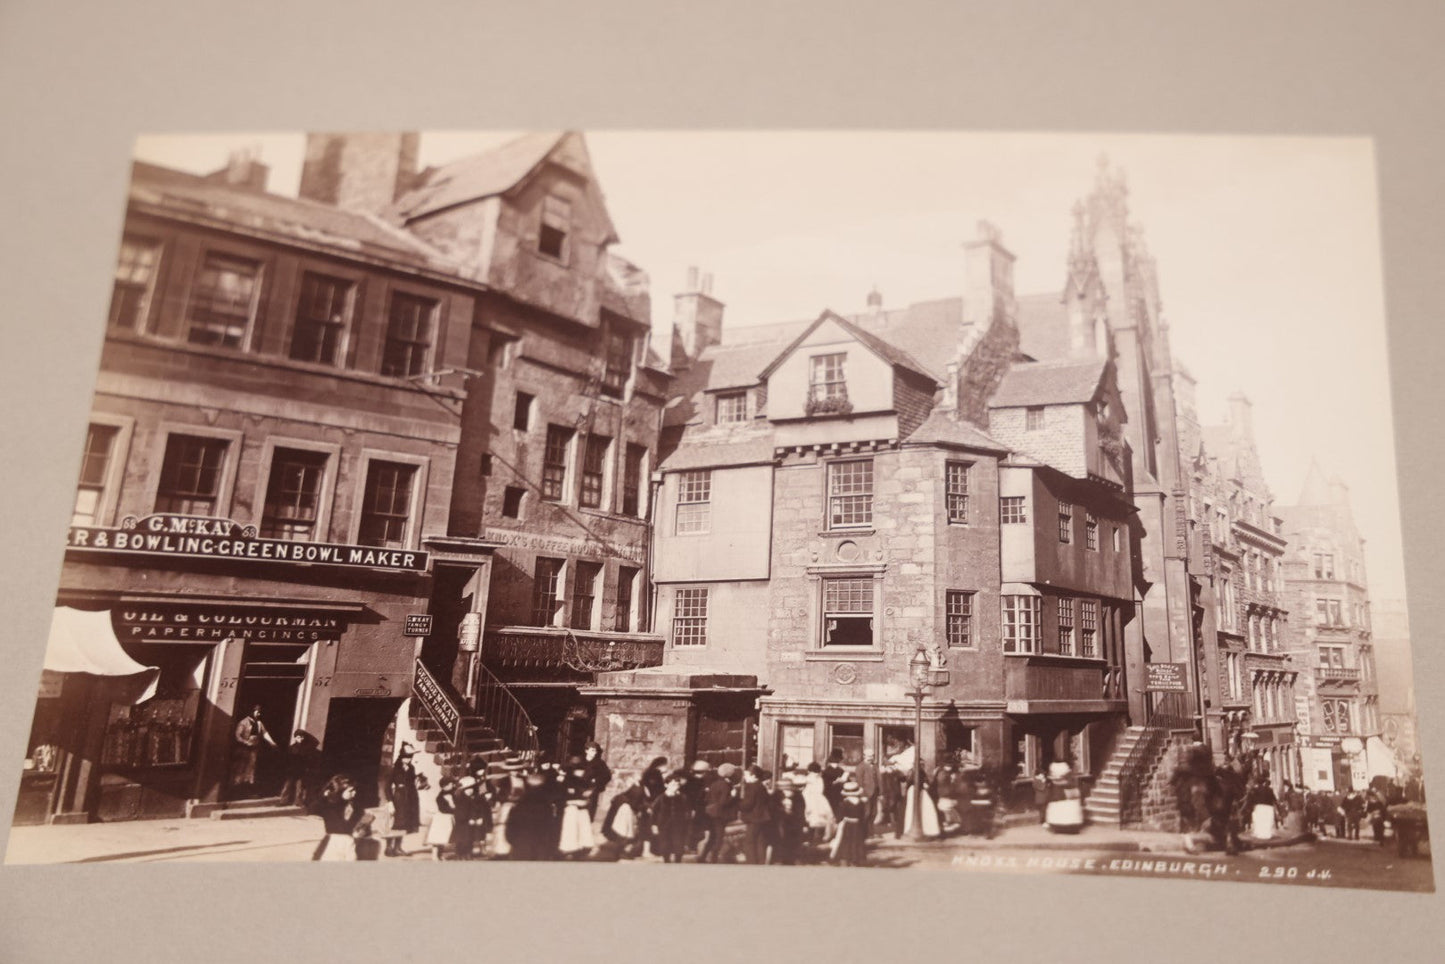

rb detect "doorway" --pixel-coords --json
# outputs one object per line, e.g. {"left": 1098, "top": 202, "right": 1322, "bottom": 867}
{"left": 228, "top": 640, "right": 311, "bottom": 800}
{"left": 321, "top": 697, "right": 402, "bottom": 808}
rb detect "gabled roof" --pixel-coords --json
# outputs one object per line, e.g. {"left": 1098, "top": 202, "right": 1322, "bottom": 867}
{"left": 757, "top": 310, "right": 937, "bottom": 385}
{"left": 990, "top": 357, "right": 1108, "bottom": 408}
{"left": 389, "top": 131, "right": 566, "bottom": 222}
{"left": 129, "top": 162, "right": 456, "bottom": 269}
{"left": 662, "top": 340, "right": 787, "bottom": 428}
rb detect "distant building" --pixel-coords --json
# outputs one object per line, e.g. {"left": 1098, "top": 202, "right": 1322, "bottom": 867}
{"left": 1278, "top": 465, "right": 1383, "bottom": 791}
{"left": 1175, "top": 382, "right": 1298, "bottom": 786}
{"left": 1370, "top": 598, "right": 1419, "bottom": 769}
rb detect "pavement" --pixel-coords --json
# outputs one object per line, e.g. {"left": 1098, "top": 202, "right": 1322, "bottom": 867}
{"left": 4, "top": 814, "right": 1433, "bottom": 893}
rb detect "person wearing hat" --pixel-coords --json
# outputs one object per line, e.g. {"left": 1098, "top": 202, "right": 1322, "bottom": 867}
{"left": 698, "top": 762, "right": 738, "bottom": 863}
{"left": 425, "top": 777, "right": 458, "bottom": 860}
{"left": 582, "top": 741, "right": 612, "bottom": 821}
{"left": 559, "top": 756, "right": 596, "bottom": 859}
{"left": 382, "top": 742, "right": 422, "bottom": 857}
{"left": 738, "top": 765, "right": 774, "bottom": 864}
{"left": 649, "top": 769, "right": 693, "bottom": 863}
{"left": 684, "top": 759, "right": 713, "bottom": 854}
{"left": 449, "top": 775, "right": 482, "bottom": 859}
{"left": 830, "top": 779, "right": 869, "bottom": 866}
{"left": 770, "top": 774, "right": 808, "bottom": 865}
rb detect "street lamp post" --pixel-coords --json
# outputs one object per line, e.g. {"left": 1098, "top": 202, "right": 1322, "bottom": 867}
{"left": 907, "top": 646, "right": 931, "bottom": 842}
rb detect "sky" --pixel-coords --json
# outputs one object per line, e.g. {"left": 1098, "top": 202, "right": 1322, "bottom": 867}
{"left": 131, "top": 130, "right": 1404, "bottom": 601}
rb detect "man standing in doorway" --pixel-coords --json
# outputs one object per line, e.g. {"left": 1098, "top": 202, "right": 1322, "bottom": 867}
{"left": 232, "top": 704, "right": 277, "bottom": 799}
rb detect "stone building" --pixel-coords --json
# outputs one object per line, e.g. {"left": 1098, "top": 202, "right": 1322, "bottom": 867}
{"left": 1013, "top": 162, "right": 1202, "bottom": 730}
{"left": 1278, "top": 464, "right": 1383, "bottom": 791}
{"left": 1371, "top": 598, "right": 1419, "bottom": 770}
{"left": 15, "top": 130, "right": 673, "bottom": 824}
{"left": 378, "top": 132, "right": 671, "bottom": 764}
{"left": 1175, "top": 382, "right": 1298, "bottom": 786}
{"left": 17, "top": 149, "right": 487, "bottom": 823}
{"left": 642, "top": 221, "right": 1137, "bottom": 800}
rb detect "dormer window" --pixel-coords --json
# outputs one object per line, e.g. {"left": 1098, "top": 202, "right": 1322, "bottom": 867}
{"left": 539, "top": 196, "right": 570, "bottom": 261}
{"left": 716, "top": 392, "right": 747, "bottom": 423}
{"left": 807, "top": 352, "right": 849, "bottom": 415}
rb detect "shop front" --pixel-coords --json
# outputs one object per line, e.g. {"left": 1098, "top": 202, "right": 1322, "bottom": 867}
{"left": 17, "top": 513, "right": 435, "bottom": 824}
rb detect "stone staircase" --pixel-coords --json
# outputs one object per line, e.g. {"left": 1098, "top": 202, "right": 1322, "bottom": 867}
{"left": 1084, "top": 725, "right": 1150, "bottom": 828}
{"left": 199, "top": 796, "right": 305, "bottom": 820}
{"left": 407, "top": 699, "right": 515, "bottom": 784}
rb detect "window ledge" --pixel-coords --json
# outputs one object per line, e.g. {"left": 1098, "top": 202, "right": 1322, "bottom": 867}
{"left": 806, "top": 650, "right": 885, "bottom": 662}
{"left": 818, "top": 529, "right": 875, "bottom": 539}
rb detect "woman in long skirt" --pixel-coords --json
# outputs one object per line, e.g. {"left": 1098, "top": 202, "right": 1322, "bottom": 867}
{"left": 424, "top": 778, "right": 457, "bottom": 860}
{"left": 558, "top": 763, "right": 596, "bottom": 858}
{"left": 830, "top": 781, "right": 869, "bottom": 866}
{"left": 801, "top": 764, "right": 836, "bottom": 843}
{"left": 312, "top": 774, "right": 363, "bottom": 861}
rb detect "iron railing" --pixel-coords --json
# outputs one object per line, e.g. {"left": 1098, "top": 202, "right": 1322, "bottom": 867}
{"left": 473, "top": 660, "right": 540, "bottom": 759}
{"left": 413, "top": 658, "right": 539, "bottom": 760}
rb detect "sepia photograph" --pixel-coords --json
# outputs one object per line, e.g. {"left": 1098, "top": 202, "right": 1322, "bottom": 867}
{"left": 2, "top": 128, "right": 1430, "bottom": 894}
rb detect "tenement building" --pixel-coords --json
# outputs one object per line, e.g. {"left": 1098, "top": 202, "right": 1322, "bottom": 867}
{"left": 17, "top": 147, "right": 487, "bottom": 823}
{"left": 379, "top": 132, "right": 670, "bottom": 763}
{"left": 642, "top": 220, "right": 1137, "bottom": 800}
{"left": 16, "top": 131, "right": 672, "bottom": 824}
{"left": 1175, "top": 382, "right": 1298, "bottom": 785}
{"left": 1278, "top": 464, "right": 1383, "bottom": 792}
{"left": 1012, "top": 162, "right": 1201, "bottom": 729}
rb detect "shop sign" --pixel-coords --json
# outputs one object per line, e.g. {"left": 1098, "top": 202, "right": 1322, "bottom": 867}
{"left": 1145, "top": 662, "right": 1188, "bottom": 692}
{"left": 116, "top": 605, "right": 347, "bottom": 643}
{"left": 404, "top": 614, "right": 434, "bottom": 637}
{"left": 484, "top": 527, "right": 645, "bottom": 565}
{"left": 67, "top": 514, "right": 429, "bottom": 572}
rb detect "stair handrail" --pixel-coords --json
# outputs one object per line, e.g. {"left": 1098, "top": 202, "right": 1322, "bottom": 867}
{"left": 413, "top": 659, "right": 464, "bottom": 747}
{"left": 472, "top": 660, "right": 540, "bottom": 760}
{"left": 1117, "top": 712, "right": 1192, "bottom": 826}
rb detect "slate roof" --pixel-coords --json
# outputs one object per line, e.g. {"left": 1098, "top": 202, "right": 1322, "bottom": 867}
{"left": 389, "top": 131, "right": 565, "bottom": 222}
{"left": 660, "top": 434, "right": 778, "bottom": 471}
{"left": 129, "top": 162, "right": 455, "bottom": 268}
{"left": 990, "top": 357, "right": 1107, "bottom": 408}
{"left": 757, "top": 310, "right": 936, "bottom": 384}
{"left": 1015, "top": 291, "right": 1071, "bottom": 361}
{"left": 905, "top": 409, "right": 1010, "bottom": 453}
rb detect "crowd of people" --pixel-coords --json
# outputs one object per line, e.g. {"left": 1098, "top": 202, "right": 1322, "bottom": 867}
{"left": 1172, "top": 743, "right": 1429, "bottom": 856}
{"left": 309, "top": 740, "right": 1026, "bottom": 864}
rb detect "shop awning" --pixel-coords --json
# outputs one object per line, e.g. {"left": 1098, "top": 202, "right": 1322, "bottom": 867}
{"left": 44, "top": 607, "right": 159, "bottom": 703}
{"left": 1365, "top": 735, "right": 1399, "bottom": 782}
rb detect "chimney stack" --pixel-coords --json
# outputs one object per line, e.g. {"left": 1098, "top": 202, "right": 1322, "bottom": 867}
{"left": 670, "top": 265, "right": 724, "bottom": 369}
{"left": 1227, "top": 392, "right": 1253, "bottom": 440}
{"left": 205, "top": 146, "right": 269, "bottom": 193}
{"left": 962, "top": 220, "right": 1016, "bottom": 331}
{"left": 297, "top": 132, "right": 420, "bottom": 212}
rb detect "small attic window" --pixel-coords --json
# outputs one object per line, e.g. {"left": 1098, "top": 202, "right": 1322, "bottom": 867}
{"left": 539, "top": 196, "right": 571, "bottom": 261}
{"left": 1026, "top": 406, "right": 1046, "bottom": 431}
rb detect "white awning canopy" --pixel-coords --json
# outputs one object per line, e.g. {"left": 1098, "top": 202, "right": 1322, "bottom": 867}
{"left": 45, "top": 607, "right": 159, "bottom": 703}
